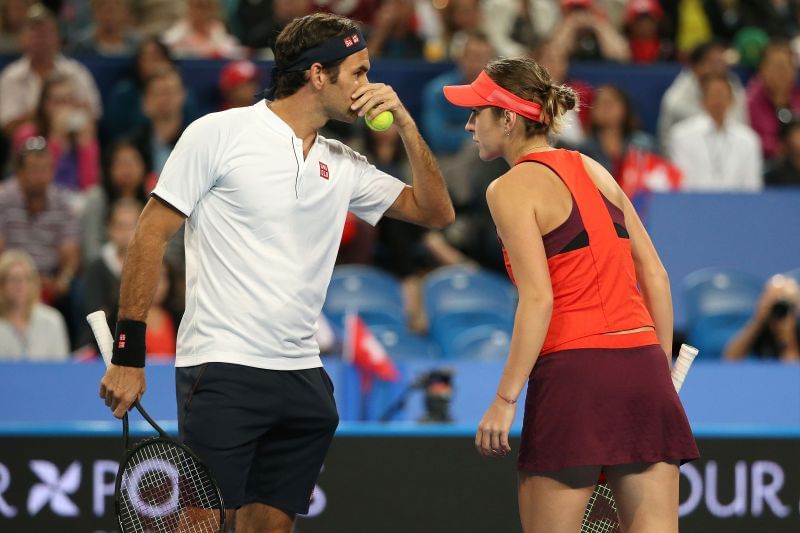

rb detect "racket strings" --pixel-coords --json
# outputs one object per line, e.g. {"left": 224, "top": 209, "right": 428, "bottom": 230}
{"left": 580, "top": 483, "right": 621, "bottom": 533}
{"left": 118, "top": 439, "right": 222, "bottom": 532}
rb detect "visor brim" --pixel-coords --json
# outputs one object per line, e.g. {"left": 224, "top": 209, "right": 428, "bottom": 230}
{"left": 443, "top": 84, "right": 490, "bottom": 108}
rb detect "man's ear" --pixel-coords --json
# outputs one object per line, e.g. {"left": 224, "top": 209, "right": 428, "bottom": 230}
{"left": 309, "top": 63, "right": 326, "bottom": 90}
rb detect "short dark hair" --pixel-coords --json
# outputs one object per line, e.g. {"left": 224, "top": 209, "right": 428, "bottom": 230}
{"left": 271, "top": 13, "right": 361, "bottom": 100}
{"left": 689, "top": 40, "right": 725, "bottom": 66}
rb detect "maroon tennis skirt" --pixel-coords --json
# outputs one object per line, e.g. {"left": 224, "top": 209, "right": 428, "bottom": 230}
{"left": 518, "top": 344, "right": 700, "bottom": 473}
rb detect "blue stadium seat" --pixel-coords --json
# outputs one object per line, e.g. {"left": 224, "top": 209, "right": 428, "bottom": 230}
{"left": 369, "top": 325, "right": 442, "bottom": 361}
{"left": 423, "top": 265, "right": 517, "bottom": 357}
{"left": 682, "top": 268, "right": 762, "bottom": 358}
{"left": 450, "top": 325, "right": 511, "bottom": 361}
{"left": 324, "top": 266, "right": 405, "bottom": 329}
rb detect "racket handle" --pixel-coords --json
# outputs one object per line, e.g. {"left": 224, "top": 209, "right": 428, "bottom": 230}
{"left": 86, "top": 310, "right": 114, "bottom": 368}
{"left": 672, "top": 343, "right": 698, "bottom": 392}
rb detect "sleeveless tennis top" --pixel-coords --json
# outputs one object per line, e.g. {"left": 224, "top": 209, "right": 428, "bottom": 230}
{"left": 501, "top": 149, "right": 657, "bottom": 355}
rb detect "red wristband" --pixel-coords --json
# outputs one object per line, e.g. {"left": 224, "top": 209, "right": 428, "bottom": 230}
{"left": 496, "top": 392, "right": 517, "bottom": 405}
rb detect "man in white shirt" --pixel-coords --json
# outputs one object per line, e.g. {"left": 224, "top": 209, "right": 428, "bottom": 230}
{"left": 0, "top": 4, "right": 101, "bottom": 136}
{"left": 658, "top": 41, "right": 748, "bottom": 153}
{"left": 669, "top": 73, "right": 763, "bottom": 191}
{"left": 98, "top": 13, "right": 454, "bottom": 532}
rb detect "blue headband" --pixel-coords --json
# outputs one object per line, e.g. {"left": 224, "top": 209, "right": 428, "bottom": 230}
{"left": 264, "top": 29, "right": 367, "bottom": 99}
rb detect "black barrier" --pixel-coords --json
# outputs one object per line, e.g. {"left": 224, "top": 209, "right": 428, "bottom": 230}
{"left": 0, "top": 436, "right": 798, "bottom": 532}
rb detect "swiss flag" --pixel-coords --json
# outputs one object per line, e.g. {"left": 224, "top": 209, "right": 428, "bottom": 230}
{"left": 343, "top": 313, "right": 400, "bottom": 383}
{"left": 619, "top": 147, "right": 683, "bottom": 199}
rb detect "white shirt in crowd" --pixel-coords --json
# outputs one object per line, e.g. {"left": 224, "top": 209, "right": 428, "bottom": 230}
{"left": 0, "top": 54, "right": 102, "bottom": 128}
{"left": 152, "top": 101, "right": 406, "bottom": 371}
{"left": 658, "top": 69, "right": 748, "bottom": 154}
{"left": 668, "top": 113, "right": 763, "bottom": 192}
{"left": 0, "top": 304, "right": 70, "bottom": 361}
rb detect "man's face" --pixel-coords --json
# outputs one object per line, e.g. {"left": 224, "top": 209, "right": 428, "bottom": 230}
{"left": 458, "top": 39, "right": 494, "bottom": 83}
{"left": 702, "top": 78, "right": 732, "bottom": 121}
{"left": 21, "top": 18, "right": 59, "bottom": 59}
{"left": 321, "top": 49, "right": 370, "bottom": 124}
{"left": 144, "top": 73, "right": 186, "bottom": 119}
{"left": 18, "top": 151, "right": 54, "bottom": 199}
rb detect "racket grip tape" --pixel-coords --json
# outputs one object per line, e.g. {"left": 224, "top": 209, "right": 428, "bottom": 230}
{"left": 672, "top": 343, "right": 699, "bottom": 392}
{"left": 86, "top": 311, "right": 114, "bottom": 368}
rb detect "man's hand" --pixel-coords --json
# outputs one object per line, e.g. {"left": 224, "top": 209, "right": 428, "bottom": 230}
{"left": 100, "top": 365, "right": 146, "bottom": 419}
{"left": 475, "top": 397, "right": 516, "bottom": 457}
{"left": 350, "top": 83, "right": 412, "bottom": 128}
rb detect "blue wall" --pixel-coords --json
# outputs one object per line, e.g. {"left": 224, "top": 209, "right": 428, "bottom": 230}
{"left": 1, "top": 360, "right": 797, "bottom": 432}
{"left": 643, "top": 190, "right": 800, "bottom": 328}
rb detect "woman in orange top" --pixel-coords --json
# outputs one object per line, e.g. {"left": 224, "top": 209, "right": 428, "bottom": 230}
{"left": 444, "top": 57, "right": 698, "bottom": 533}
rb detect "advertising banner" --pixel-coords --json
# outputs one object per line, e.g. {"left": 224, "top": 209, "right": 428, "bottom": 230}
{"left": 0, "top": 436, "right": 797, "bottom": 532}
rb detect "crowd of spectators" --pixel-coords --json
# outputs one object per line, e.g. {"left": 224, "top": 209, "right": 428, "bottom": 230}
{"left": 0, "top": 0, "right": 799, "bottom": 359}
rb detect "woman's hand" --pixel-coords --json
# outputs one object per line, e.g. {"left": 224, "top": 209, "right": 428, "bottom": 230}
{"left": 475, "top": 396, "right": 516, "bottom": 457}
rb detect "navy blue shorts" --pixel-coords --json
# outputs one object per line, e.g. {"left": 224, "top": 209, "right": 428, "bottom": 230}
{"left": 175, "top": 363, "right": 339, "bottom": 514}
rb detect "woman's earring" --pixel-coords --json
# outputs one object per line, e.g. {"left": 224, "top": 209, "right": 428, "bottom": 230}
{"left": 504, "top": 129, "right": 510, "bottom": 136}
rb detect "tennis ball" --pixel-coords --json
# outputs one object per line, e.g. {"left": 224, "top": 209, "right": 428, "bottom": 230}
{"left": 365, "top": 110, "right": 394, "bottom": 132}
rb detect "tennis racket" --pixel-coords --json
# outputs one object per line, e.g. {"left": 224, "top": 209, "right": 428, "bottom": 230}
{"left": 579, "top": 343, "right": 699, "bottom": 533}
{"left": 87, "top": 311, "right": 225, "bottom": 533}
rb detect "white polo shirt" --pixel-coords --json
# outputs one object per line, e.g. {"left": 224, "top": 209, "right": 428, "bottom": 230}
{"left": 152, "top": 100, "right": 407, "bottom": 370}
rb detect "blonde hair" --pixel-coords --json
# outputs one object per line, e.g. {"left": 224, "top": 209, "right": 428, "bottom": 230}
{"left": 485, "top": 56, "right": 579, "bottom": 136}
{"left": 0, "top": 250, "right": 41, "bottom": 319}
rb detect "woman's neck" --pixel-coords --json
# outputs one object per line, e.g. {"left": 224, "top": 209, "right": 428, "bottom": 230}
{"left": 6, "top": 305, "right": 31, "bottom": 327}
{"left": 505, "top": 135, "right": 552, "bottom": 165}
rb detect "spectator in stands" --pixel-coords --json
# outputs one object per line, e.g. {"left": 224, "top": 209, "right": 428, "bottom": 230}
{"left": 0, "top": 0, "right": 33, "bottom": 54}
{"left": 724, "top": 273, "right": 800, "bottom": 362}
{"left": 0, "top": 137, "right": 80, "bottom": 304}
{"left": 162, "top": 0, "right": 244, "bottom": 59}
{"left": 136, "top": 0, "right": 184, "bottom": 36}
{"left": 481, "top": 0, "right": 628, "bottom": 58}
{"left": 0, "top": 249, "right": 69, "bottom": 360}
{"left": 366, "top": 0, "right": 426, "bottom": 59}
{"left": 130, "top": 67, "right": 189, "bottom": 178}
{"left": 549, "top": 0, "right": 631, "bottom": 63}
{"left": 746, "top": 40, "right": 800, "bottom": 161}
{"left": 668, "top": 73, "right": 762, "bottom": 191}
{"left": 439, "top": 0, "right": 483, "bottom": 59}
{"left": 234, "top": 0, "right": 313, "bottom": 54}
{"left": 218, "top": 59, "right": 261, "bottom": 110}
{"left": 81, "top": 140, "right": 150, "bottom": 264}
{"left": 12, "top": 74, "right": 99, "bottom": 192}
{"left": 421, "top": 32, "right": 494, "bottom": 156}
{"left": 705, "top": 0, "right": 798, "bottom": 43}
{"left": 765, "top": 119, "right": 800, "bottom": 186}
{"left": 70, "top": 0, "right": 140, "bottom": 56}
{"left": 0, "top": 4, "right": 101, "bottom": 137}
{"left": 82, "top": 198, "right": 141, "bottom": 338}
{"left": 103, "top": 36, "right": 199, "bottom": 141}
{"left": 578, "top": 84, "right": 657, "bottom": 180}
{"left": 658, "top": 40, "right": 747, "bottom": 153}
{"left": 624, "top": 0, "right": 674, "bottom": 63}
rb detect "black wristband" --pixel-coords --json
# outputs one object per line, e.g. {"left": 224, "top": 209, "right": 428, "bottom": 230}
{"left": 111, "top": 320, "right": 147, "bottom": 368}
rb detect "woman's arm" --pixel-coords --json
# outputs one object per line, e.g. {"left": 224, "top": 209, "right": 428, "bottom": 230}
{"left": 475, "top": 168, "right": 553, "bottom": 457}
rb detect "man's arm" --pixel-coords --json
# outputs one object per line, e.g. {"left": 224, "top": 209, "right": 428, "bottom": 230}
{"left": 351, "top": 83, "right": 455, "bottom": 229}
{"left": 99, "top": 196, "right": 186, "bottom": 418}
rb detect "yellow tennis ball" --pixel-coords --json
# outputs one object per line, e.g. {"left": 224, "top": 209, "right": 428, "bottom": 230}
{"left": 365, "top": 110, "right": 394, "bottom": 132}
